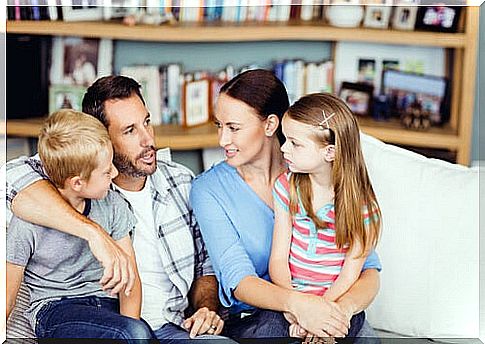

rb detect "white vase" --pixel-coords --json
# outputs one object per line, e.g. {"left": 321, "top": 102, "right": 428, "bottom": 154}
{"left": 326, "top": 5, "right": 364, "bottom": 28}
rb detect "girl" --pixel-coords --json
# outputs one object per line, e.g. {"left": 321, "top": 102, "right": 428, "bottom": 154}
{"left": 269, "top": 92, "right": 381, "bottom": 340}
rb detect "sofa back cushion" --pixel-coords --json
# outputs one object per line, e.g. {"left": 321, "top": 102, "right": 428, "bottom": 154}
{"left": 361, "top": 133, "right": 479, "bottom": 338}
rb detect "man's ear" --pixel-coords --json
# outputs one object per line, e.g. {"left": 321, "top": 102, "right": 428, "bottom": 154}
{"left": 323, "top": 144, "right": 336, "bottom": 162}
{"left": 264, "top": 114, "right": 280, "bottom": 137}
{"left": 67, "top": 176, "right": 84, "bottom": 192}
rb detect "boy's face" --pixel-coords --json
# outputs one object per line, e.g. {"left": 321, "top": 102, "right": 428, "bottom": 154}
{"left": 80, "top": 145, "right": 118, "bottom": 199}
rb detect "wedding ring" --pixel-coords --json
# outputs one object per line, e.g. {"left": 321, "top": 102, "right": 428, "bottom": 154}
{"left": 210, "top": 325, "right": 217, "bottom": 330}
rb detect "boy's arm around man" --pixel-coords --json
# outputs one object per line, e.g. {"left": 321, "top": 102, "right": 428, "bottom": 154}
{"left": 4, "top": 155, "right": 136, "bottom": 296}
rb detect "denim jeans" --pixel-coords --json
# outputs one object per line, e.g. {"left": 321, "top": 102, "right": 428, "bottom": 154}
{"left": 222, "top": 309, "right": 290, "bottom": 339}
{"left": 153, "top": 322, "right": 237, "bottom": 343}
{"left": 35, "top": 296, "right": 154, "bottom": 343}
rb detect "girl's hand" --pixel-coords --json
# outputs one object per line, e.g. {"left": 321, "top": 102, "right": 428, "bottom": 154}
{"left": 289, "top": 323, "right": 308, "bottom": 338}
{"left": 288, "top": 292, "right": 349, "bottom": 338}
{"left": 283, "top": 311, "right": 297, "bottom": 324}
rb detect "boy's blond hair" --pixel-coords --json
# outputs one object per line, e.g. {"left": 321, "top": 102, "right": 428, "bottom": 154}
{"left": 38, "top": 109, "right": 111, "bottom": 189}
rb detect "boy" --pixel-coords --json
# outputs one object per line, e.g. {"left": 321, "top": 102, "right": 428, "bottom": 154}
{"left": 6, "top": 110, "right": 153, "bottom": 341}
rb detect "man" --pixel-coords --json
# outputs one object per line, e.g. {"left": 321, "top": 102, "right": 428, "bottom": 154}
{"left": 6, "top": 76, "right": 225, "bottom": 340}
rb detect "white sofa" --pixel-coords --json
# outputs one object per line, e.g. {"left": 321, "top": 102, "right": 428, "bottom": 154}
{"left": 6, "top": 134, "right": 481, "bottom": 341}
{"left": 360, "top": 134, "right": 480, "bottom": 341}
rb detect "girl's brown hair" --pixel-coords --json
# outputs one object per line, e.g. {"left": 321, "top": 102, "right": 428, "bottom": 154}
{"left": 286, "top": 93, "right": 381, "bottom": 256}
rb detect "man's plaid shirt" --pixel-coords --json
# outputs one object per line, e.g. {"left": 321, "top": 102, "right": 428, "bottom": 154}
{"left": 5, "top": 149, "right": 214, "bottom": 327}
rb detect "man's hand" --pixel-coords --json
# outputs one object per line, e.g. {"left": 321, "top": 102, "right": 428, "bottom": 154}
{"left": 86, "top": 224, "right": 136, "bottom": 296}
{"left": 288, "top": 292, "right": 349, "bottom": 338}
{"left": 182, "top": 307, "right": 224, "bottom": 338}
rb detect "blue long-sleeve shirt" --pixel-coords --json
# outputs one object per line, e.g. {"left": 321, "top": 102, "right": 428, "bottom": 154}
{"left": 190, "top": 161, "right": 382, "bottom": 314}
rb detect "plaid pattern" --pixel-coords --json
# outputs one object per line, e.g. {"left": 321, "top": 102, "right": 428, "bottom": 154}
{"left": 5, "top": 149, "right": 214, "bottom": 330}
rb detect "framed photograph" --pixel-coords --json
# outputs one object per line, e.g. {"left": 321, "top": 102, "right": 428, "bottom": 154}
{"left": 415, "top": 6, "right": 462, "bottom": 33}
{"left": 363, "top": 6, "right": 392, "bottom": 29}
{"left": 183, "top": 79, "right": 211, "bottom": 127}
{"left": 49, "top": 84, "right": 86, "bottom": 114}
{"left": 391, "top": 6, "right": 418, "bottom": 30}
{"left": 339, "top": 82, "right": 374, "bottom": 117}
{"left": 120, "top": 65, "right": 162, "bottom": 125}
{"left": 61, "top": 0, "right": 104, "bottom": 21}
{"left": 50, "top": 37, "right": 113, "bottom": 86}
{"left": 357, "top": 58, "right": 376, "bottom": 85}
{"left": 334, "top": 42, "right": 445, "bottom": 96}
{"left": 382, "top": 69, "right": 449, "bottom": 125}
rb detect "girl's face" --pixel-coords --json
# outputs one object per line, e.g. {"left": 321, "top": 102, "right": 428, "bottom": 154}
{"left": 214, "top": 94, "right": 268, "bottom": 168}
{"left": 281, "top": 115, "right": 330, "bottom": 173}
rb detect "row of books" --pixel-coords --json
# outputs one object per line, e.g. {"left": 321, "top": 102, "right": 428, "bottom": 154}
{"left": 7, "top": 1, "right": 331, "bottom": 23}
{"left": 117, "top": 59, "right": 333, "bottom": 126}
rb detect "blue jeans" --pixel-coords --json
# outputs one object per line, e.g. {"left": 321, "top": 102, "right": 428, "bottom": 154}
{"left": 223, "top": 309, "right": 290, "bottom": 339}
{"left": 153, "top": 322, "right": 236, "bottom": 343}
{"left": 35, "top": 296, "right": 154, "bottom": 343}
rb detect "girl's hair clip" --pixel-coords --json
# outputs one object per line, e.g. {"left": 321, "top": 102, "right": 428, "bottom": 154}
{"left": 317, "top": 110, "right": 335, "bottom": 130}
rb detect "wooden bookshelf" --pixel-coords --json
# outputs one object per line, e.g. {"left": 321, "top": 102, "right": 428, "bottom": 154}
{"left": 3, "top": 116, "right": 461, "bottom": 151}
{"left": 5, "top": 6, "right": 479, "bottom": 164}
{"left": 6, "top": 20, "right": 468, "bottom": 47}
{"left": 4, "top": 118, "right": 220, "bottom": 150}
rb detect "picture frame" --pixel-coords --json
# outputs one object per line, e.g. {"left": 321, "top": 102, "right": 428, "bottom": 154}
{"left": 334, "top": 41, "right": 445, "bottom": 96}
{"left": 382, "top": 69, "right": 449, "bottom": 125}
{"left": 61, "top": 0, "right": 104, "bottom": 21}
{"left": 49, "top": 84, "right": 87, "bottom": 114}
{"left": 50, "top": 37, "right": 113, "bottom": 86}
{"left": 120, "top": 65, "right": 162, "bottom": 125}
{"left": 415, "top": 6, "right": 462, "bottom": 33}
{"left": 183, "top": 79, "right": 211, "bottom": 127}
{"left": 339, "top": 82, "right": 374, "bottom": 117}
{"left": 391, "top": 6, "right": 418, "bottom": 31}
{"left": 363, "top": 6, "right": 392, "bottom": 29}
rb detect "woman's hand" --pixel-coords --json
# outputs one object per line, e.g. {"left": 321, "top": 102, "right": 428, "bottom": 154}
{"left": 287, "top": 292, "right": 349, "bottom": 338}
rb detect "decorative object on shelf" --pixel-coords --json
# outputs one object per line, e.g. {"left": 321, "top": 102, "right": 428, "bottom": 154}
{"left": 48, "top": 84, "right": 86, "bottom": 114}
{"left": 334, "top": 42, "right": 445, "bottom": 96}
{"left": 182, "top": 78, "right": 211, "bottom": 127}
{"left": 363, "top": 5, "right": 392, "bottom": 29}
{"left": 383, "top": 69, "right": 448, "bottom": 125}
{"left": 103, "top": 0, "right": 140, "bottom": 20}
{"left": 415, "top": 6, "right": 462, "bottom": 33}
{"left": 50, "top": 37, "right": 113, "bottom": 86}
{"left": 60, "top": 0, "right": 104, "bottom": 22}
{"left": 339, "top": 82, "right": 374, "bottom": 117}
{"left": 325, "top": 1, "right": 364, "bottom": 28}
{"left": 391, "top": 6, "right": 418, "bottom": 30}
{"left": 372, "top": 94, "right": 391, "bottom": 121}
{"left": 400, "top": 101, "right": 431, "bottom": 131}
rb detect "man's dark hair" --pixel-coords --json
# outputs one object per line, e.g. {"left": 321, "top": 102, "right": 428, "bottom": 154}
{"left": 220, "top": 69, "right": 290, "bottom": 145}
{"left": 82, "top": 75, "right": 145, "bottom": 127}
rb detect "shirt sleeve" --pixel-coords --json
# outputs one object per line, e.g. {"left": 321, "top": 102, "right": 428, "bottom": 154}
{"left": 5, "top": 155, "right": 49, "bottom": 224}
{"left": 109, "top": 192, "right": 137, "bottom": 241}
{"left": 6, "top": 216, "right": 35, "bottom": 267}
{"left": 272, "top": 172, "right": 290, "bottom": 212}
{"left": 362, "top": 250, "right": 382, "bottom": 271}
{"left": 181, "top": 167, "right": 214, "bottom": 279}
{"left": 190, "top": 180, "right": 258, "bottom": 308}
{"left": 361, "top": 202, "right": 382, "bottom": 271}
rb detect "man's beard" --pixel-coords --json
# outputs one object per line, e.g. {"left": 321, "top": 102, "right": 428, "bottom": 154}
{"left": 113, "top": 147, "right": 157, "bottom": 178}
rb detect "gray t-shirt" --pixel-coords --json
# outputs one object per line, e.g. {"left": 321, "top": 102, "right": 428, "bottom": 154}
{"left": 6, "top": 190, "right": 136, "bottom": 329}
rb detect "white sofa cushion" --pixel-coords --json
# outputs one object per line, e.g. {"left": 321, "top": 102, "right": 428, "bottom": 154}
{"left": 361, "top": 133, "right": 479, "bottom": 338}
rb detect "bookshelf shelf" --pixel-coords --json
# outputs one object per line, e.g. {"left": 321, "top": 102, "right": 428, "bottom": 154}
{"left": 7, "top": 20, "right": 468, "bottom": 47}
{"left": 5, "top": 6, "right": 479, "bottom": 165}
{"left": 4, "top": 117, "right": 461, "bottom": 151}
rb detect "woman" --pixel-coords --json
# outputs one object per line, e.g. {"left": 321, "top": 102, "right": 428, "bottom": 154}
{"left": 190, "top": 69, "right": 381, "bottom": 340}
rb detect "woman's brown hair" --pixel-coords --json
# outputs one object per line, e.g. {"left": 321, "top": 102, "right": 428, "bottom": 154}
{"left": 286, "top": 92, "right": 381, "bottom": 256}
